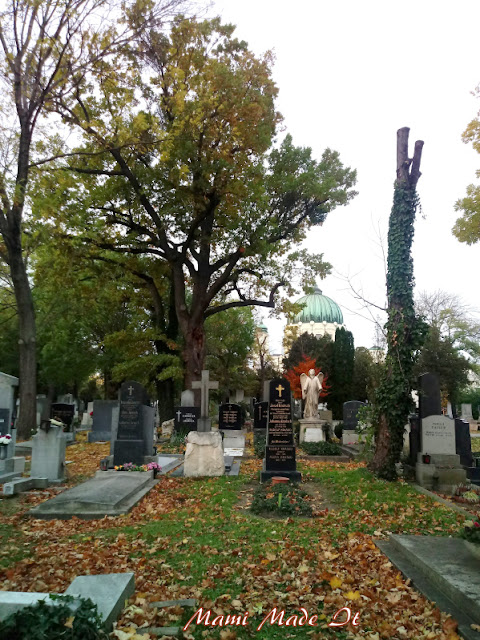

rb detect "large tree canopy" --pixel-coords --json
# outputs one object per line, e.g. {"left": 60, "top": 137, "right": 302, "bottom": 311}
{"left": 0, "top": 0, "right": 187, "bottom": 436}
{"left": 35, "top": 16, "right": 357, "bottom": 387}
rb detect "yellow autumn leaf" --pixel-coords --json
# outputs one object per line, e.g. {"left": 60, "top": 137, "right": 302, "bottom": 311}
{"left": 64, "top": 616, "right": 75, "bottom": 628}
{"left": 345, "top": 590, "right": 361, "bottom": 600}
{"left": 329, "top": 576, "right": 343, "bottom": 590}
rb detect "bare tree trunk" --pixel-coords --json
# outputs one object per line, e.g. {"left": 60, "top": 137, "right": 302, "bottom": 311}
{"left": 8, "top": 249, "right": 36, "bottom": 440}
{"left": 183, "top": 324, "right": 206, "bottom": 394}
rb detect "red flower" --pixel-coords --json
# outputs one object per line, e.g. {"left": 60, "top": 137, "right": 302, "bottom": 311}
{"left": 474, "top": 521, "right": 480, "bottom": 528}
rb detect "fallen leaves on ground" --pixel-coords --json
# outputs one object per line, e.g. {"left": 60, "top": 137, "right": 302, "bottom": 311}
{"left": 0, "top": 443, "right": 467, "bottom": 640}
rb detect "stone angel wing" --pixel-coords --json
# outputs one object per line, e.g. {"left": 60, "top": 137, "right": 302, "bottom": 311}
{"left": 300, "top": 372, "right": 308, "bottom": 398}
{"left": 316, "top": 372, "right": 324, "bottom": 389}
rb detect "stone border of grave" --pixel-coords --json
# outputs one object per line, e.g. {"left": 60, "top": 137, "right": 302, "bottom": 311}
{"left": 409, "top": 483, "right": 476, "bottom": 520}
{"left": 377, "top": 536, "right": 480, "bottom": 640}
{"left": 0, "top": 572, "right": 134, "bottom": 632}
{"left": 298, "top": 454, "right": 351, "bottom": 463}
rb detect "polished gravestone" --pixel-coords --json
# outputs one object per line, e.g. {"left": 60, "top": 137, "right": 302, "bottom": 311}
{"left": 218, "top": 403, "right": 243, "bottom": 430}
{"left": 88, "top": 400, "right": 119, "bottom": 443}
{"left": 112, "top": 381, "right": 154, "bottom": 466}
{"left": 261, "top": 378, "right": 301, "bottom": 482}
{"left": 253, "top": 401, "right": 268, "bottom": 430}
{"left": 174, "top": 406, "right": 199, "bottom": 432}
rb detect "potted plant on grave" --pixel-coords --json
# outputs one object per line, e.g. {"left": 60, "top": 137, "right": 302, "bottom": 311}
{"left": 462, "top": 517, "right": 480, "bottom": 560}
{"left": 0, "top": 434, "right": 12, "bottom": 460}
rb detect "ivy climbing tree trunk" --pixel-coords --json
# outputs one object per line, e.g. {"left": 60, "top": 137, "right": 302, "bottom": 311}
{"left": 369, "top": 127, "right": 425, "bottom": 480}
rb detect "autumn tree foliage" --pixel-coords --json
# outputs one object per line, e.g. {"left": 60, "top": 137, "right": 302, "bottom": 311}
{"left": 0, "top": 0, "right": 186, "bottom": 437}
{"left": 33, "top": 16, "right": 357, "bottom": 389}
{"left": 284, "top": 355, "right": 330, "bottom": 401}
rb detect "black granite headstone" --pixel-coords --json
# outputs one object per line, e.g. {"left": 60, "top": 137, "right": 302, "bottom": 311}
{"left": 88, "top": 400, "right": 119, "bottom": 443}
{"left": 342, "top": 401, "right": 365, "bottom": 430}
{"left": 114, "top": 380, "right": 150, "bottom": 466}
{"left": 254, "top": 402, "right": 268, "bottom": 430}
{"left": 418, "top": 373, "right": 441, "bottom": 420}
{"left": 261, "top": 378, "right": 301, "bottom": 482}
{"left": 51, "top": 403, "right": 75, "bottom": 430}
{"left": 408, "top": 414, "right": 420, "bottom": 466}
{"left": 117, "top": 381, "right": 145, "bottom": 440}
{"left": 219, "top": 403, "right": 243, "bottom": 430}
{"left": 0, "top": 408, "right": 9, "bottom": 434}
{"left": 174, "top": 406, "right": 199, "bottom": 431}
{"left": 455, "top": 418, "right": 473, "bottom": 467}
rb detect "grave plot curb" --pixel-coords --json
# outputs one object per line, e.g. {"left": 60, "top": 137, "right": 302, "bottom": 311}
{"left": 297, "top": 454, "right": 351, "bottom": 462}
{"left": 377, "top": 536, "right": 480, "bottom": 640}
{"left": 408, "top": 483, "right": 476, "bottom": 519}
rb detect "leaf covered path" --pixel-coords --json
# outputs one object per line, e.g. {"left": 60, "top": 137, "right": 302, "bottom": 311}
{"left": 0, "top": 445, "right": 469, "bottom": 639}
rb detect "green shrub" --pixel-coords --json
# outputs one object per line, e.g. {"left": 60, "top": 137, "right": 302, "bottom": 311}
{"left": 0, "top": 594, "right": 107, "bottom": 640}
{"left": 300, "top": 441, "right": 342, "bottom": 456}
{"left": 251, "top": 482, "right": 312, "bottom": 516}
{"left": 253, "top": 432, "right": 266, "bottom": 458}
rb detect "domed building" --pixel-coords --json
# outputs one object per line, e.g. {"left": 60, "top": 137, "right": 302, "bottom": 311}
{"left": 286, "top": 287, "right": 345, "bottom": 341}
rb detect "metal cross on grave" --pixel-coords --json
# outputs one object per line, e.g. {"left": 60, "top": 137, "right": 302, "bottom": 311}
{"left": 191, "top": 370, "right": 219, "bottom": 419}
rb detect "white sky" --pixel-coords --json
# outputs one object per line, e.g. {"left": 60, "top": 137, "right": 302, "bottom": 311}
{"left": 211, "top": 0, "right": 480, "bottom": 352}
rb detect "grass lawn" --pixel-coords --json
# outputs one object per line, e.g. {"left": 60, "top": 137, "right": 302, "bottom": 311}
{"left": 0, "top": 444, "right": 468, "bottom": 640}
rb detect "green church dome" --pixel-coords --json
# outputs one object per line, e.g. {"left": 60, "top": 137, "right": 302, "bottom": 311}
{"left": 293, "top": 287, "right": 343, "bottom": 324}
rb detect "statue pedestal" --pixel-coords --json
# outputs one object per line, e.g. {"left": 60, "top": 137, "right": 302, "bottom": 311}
{"left": 299, "top": 419, "right": 327, "bottom": 444}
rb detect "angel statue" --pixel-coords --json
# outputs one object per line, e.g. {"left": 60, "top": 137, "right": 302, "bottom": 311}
{"left": 300, "top": 369, "right": 324, "bottom": 419}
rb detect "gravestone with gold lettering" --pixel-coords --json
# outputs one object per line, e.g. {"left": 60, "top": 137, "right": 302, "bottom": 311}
{"left": 261, "top": 378, "right": 301, "bottom": 482}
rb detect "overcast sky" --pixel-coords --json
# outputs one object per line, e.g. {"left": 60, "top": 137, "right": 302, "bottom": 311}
{"left": 211, "top": 0, "right": 480, "bottom": 352}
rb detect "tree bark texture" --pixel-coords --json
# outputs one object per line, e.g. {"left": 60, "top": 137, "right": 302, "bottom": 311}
{"left": 7, "top": 247, "right": 36, "bottom": 439}
{"left": 369, "top": 128, "right": 424, "bottom": 479}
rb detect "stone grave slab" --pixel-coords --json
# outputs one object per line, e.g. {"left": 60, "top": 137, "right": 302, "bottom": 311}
{"left": 3, "top": 476, "right": 49, "bottom": 495}
{"left": 65, "top": 572, "right": 134, "bottom": 631}
{"left": 222, "top": 429, "right": 245, "bottom": 453}
{"left": 378, "top": 535, "right": 480, "bottom": 640}
{"left": 28, "top": 470, "right": 156, "bottom": 520}
{"left": 0, "top": 572, "right": 134, "bottom": 632}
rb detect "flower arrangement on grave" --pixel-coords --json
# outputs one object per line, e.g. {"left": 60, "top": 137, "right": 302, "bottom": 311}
{"left": 0, "top": 434, "right": 12, "bottom": 446}
{"left": 114, "top": 462, "right": 161, "bottom": 473}
{"left": 462, "top": 517, "right": 480, "bottom": 544}
{"left": 453, "top": 483, "right": 480, "bottom": 504}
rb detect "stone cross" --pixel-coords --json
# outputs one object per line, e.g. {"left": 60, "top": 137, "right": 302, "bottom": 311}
{"left": 192, "top": 370, "right": 219, "bottom": 418}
